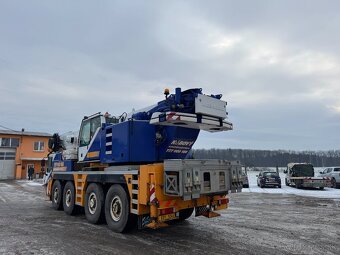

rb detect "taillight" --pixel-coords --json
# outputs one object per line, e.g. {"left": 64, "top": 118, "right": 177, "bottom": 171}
{"left": 218, "top": 197, "right": 229, "bottom": 205}
{"left": 159, "top": 207, "right": 175, "bottom": 215}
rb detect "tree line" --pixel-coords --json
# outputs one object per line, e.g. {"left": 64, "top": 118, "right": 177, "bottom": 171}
{"left": 192, "top": 149, "right": 340, "bottom": 167}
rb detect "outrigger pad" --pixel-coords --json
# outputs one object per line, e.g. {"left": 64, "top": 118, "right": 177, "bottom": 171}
{"left": 150, "top": 112, "right": 233, "bottom": 133}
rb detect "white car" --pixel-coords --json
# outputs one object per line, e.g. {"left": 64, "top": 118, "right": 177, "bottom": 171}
{"left": 319, "top": 167, "right": 340, "bottom": 188}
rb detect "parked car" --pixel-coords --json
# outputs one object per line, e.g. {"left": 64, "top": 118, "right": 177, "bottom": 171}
{"left": 257, "top": 171, "right": 281, "bottom": 188}
{"left": 318, "top": 167, "right": 340, "bottom": 188}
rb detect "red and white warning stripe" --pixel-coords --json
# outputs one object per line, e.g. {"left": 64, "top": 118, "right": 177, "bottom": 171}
{"left": 166, "top": 112, "right": 180, "bottom": 121}
{"left": 150, "top": 184, "right": 156, "bottom": 204}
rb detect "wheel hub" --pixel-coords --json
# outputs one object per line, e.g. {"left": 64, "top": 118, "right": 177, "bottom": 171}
{"left": 88, "top": 192, "right": 97, "bottom": 214}
{"left": 110, "top": 196, "right": 122, "bottom": 222}
{"left": 53, "top": 188, "right": 59, "bottom": 203}
{"left": 65, "top": 189, "right": 72, "bottom": 207}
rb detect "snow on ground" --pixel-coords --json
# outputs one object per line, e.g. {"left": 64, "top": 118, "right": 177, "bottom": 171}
{"left": 16, "top": 180, "right": 43, "bottom": 187}
{"left": 242, "top": 171, "right": 340, "bottom": 199}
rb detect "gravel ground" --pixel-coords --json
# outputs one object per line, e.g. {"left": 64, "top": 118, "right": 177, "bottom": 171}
{"left": 0, "top": 180, "right": 339, "bottom": 255}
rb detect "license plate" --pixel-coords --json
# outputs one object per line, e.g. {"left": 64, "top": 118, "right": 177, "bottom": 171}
{"left": 158, "top": 213, "right": 178, "bottom": 222}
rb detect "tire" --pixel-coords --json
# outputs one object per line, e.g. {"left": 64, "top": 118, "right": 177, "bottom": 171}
{"left": 331, "top": 178, "right": 337, "bottom": 188}
{"left": 319, "top": 187, "right": 324, "bottom": 190}
{"left": 51, "top": 180, "right": 63, "bottom": 210}
{"left": 85, "top": 183, "right": 105, "bottom": 224}
{"left": 178, "top": 208, "right": 194, "bottom": 221}
{"left": 296, "top": 181, "right": 302, "bottom": 189}
{"left": 260, "top": 183, "right": 265, "bottom": 188}
{"left": 105, "top": 185, "right": 134, "bottom": 233}
{"left": 285, "top": 178, "right": 289, "bottom": 186}
{"left": 63, "top": 181, "right": 77, "bottom": 215}
{"left": 278, "top": 185, "right": 281, "bottom": 188}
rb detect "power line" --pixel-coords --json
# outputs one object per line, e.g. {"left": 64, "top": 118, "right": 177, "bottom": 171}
{"left": 0, "top": 124, "right": 17, "bottom": 132}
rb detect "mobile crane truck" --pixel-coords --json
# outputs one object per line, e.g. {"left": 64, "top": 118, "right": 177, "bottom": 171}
{"left": 46, "top": 87, "right": 242, "bottom": 232}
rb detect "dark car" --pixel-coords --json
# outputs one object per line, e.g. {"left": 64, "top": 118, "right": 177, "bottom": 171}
{"left": 257, "top": 171, "right": 281, "bottom": 188}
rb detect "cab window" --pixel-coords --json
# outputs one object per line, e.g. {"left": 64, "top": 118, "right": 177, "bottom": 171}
{"left": 79, "top": 116, "right": 102, "bottom": 147}
{"left": 80, "top": 120, "right": 91, "bottom": 146}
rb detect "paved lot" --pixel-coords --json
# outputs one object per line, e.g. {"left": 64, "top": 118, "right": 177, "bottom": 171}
{"left": 0, "top": 180, "right": 339, "bottom": 255}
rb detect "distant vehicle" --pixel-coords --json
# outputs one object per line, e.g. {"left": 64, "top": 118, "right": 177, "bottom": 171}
{"left": 241, "top": 169, "right": 249, "bottom": 188}
{"left": 318, "top": 167, "right": 340, "bottom": 188}
{"left": 257, "top": 171, "right": 281, "bottom": 188}
{"left": 284, "top": 163, "right": 330, "bottom": 189}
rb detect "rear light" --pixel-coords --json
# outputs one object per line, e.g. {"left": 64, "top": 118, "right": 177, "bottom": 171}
{"left": 218, "top": 197, "right": 229, "bottom": 205}
{"left": 159, "top": 207, "right": 175, "bottom": 216}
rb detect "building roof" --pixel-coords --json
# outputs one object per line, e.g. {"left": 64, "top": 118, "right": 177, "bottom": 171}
{"left": 0, "top": 130, "right": 52, "bottom": 137}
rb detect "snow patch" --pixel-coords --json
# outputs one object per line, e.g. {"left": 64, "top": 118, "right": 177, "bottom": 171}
{"left": 243, "top": 171, "right": 340, "bottom": 199}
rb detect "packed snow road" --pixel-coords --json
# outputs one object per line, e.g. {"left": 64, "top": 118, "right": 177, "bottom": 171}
{"left": 0, "top": 180, "right": 339, "bottom": 255}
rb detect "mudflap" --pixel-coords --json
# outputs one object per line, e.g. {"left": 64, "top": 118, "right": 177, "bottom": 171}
{"left": 195, "top": 206, "right": 220, "bottom": 218}
{"left": 138, "top": 214, "right": 151, "bottom": 230}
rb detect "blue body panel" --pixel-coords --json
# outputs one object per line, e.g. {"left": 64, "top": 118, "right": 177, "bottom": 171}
{"left": 52, "top": 153, "right": 74, "bottom": 171}
{"left": 100, "top": 121, "right": 157, "bottom": 163}
{"left": 100, "top": 120, "right": 199, "bottom": 164}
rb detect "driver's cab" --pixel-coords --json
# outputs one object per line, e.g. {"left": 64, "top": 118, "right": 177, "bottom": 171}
{"left": 78, "top": 112, "right": 119, "bottom": 161}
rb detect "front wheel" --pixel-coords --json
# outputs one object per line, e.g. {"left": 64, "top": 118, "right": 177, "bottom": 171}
{"left": 105, "top": 185, "right": 134, "bottom": 233}
{"left": 51, "top": 180, "right": 63, "bottom": 210}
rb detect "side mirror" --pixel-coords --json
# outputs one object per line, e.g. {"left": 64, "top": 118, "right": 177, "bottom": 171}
{"left": 283, "top": 170, "right": 287, "bottom": 174}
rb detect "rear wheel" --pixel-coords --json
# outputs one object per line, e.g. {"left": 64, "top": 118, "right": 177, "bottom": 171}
{"left": 85, "top": 183, "right": 105, "bottom": 224}
{"left": 105, "top": 185, "right": 135, "bottom": 233}
{"left": 285, "top": 178, "right": 289, "bottom": 186}
{"left": 295, "top": 180, "right": 302, "bottom": 189}
{"left": 331, "top": 178, "right": 337, "bottom": 188}
{"left": 51, "top": 180, "right": 63, "bottom": 210}
{"left": 63, "top": 181, "right": 77, "bottom": 215}
{"left": 178, "top": 208, "right": 194, "bottom": 221}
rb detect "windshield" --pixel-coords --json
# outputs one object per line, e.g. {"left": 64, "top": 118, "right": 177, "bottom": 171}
{"left": 263, "top": 172, "right": 279, "bottom": 177}
{"left": 292, "top": 164, "right": 314, "bottom": 177}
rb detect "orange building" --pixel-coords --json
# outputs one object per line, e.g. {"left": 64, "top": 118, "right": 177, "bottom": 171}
{"left": 0, "top": 130, "right": 51, "bottom": 180}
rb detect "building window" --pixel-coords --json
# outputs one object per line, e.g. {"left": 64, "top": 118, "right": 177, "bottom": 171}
{"left": 34, "top": 141, "right": 45, "bottom": 151}
{"left": 0, "top": 138, "right": 19, "bottom": 147}
{"left": 0, "top": 151, "right": 15, "bottom": 160}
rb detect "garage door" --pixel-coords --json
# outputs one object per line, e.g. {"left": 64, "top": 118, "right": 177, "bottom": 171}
{"left": 0, "top": 148, "right": 16, "bottom": 180}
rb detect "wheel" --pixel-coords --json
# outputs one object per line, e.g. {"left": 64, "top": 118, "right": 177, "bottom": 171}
{"left": 178, "top": 208, "right": 194, "bottom": 221}
{"left": 105, "top": 185, "right": 135, "bottom": 233}
{"left": 296, "top": 181, "right": 302, "bottom": 189}
{"left": 331, "top": 178, "right": 336, "bottom": 188}
{"left": 85, "top": 183, "right": 105, "bottom": 224}
{"left": 260, "top": 183, "right": 265, "bottom": 188}
{"left": 319, "top": 187, "right": 324, "bottom": 190}
{"left": 63, "top": 181, "right": 77, "bottom": 215}
{"left": 51, "top": 180, "right": 63, "bottom": 210}
{"left": 278, "top": 185, "right": 281, "bottom": 188}
{"left": 285, "top": 178, "right": 289, "bottom": 186}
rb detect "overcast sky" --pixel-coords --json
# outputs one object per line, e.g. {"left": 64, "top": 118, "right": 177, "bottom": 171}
{"left": 0, "top": 1, "right": 339, "bottom": 150}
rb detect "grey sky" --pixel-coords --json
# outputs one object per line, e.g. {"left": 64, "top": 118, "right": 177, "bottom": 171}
{"left": 0, "top": 1, "right": 339, "bottom": 150}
